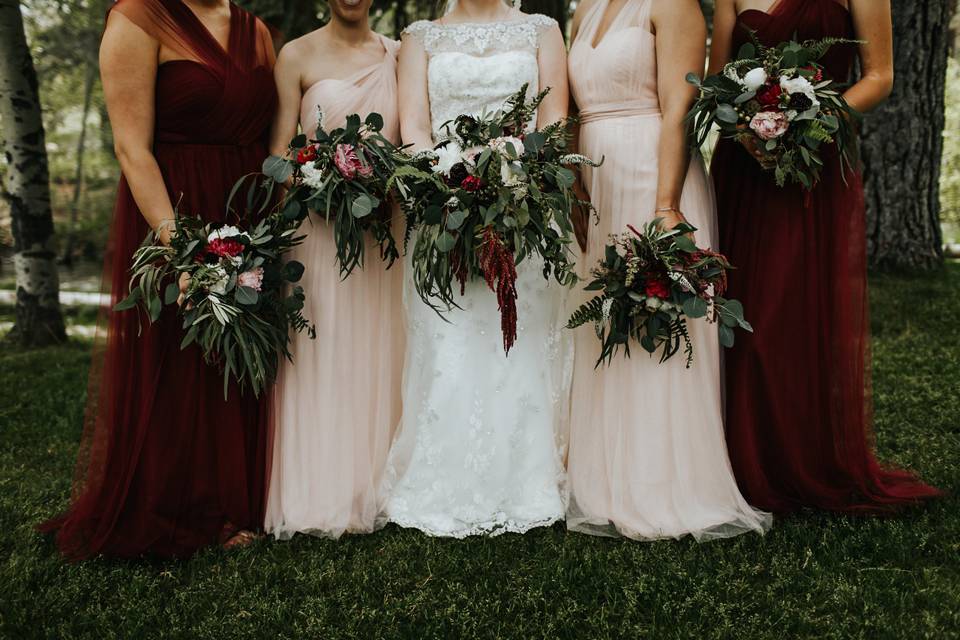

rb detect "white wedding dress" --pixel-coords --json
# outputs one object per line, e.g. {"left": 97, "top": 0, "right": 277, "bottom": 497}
{"left": 379, "top": 14, "right": 573, "bottom": 538}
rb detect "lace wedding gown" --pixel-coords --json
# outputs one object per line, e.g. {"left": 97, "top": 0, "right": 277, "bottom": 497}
{"left": 379, "top": 15, "right": 572, "bottom": 538}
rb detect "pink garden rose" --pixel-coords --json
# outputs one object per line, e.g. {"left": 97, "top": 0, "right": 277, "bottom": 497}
{"left": 237, "top": 267, "right": 264, "bottom": 292}
{"left": 749, "top": 111, "right": 790, "bottom": 141}
{"left": 333, "top": 143, "right": 374, "bottom": 180}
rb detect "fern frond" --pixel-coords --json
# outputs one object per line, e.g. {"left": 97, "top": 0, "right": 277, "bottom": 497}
{"left": 567, "top": 295, "right": 608, "bottom": 330}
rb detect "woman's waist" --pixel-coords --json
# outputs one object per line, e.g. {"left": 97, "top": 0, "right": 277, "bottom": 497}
{"left": 577, "top": 100, "right": 661, "bottom": 125}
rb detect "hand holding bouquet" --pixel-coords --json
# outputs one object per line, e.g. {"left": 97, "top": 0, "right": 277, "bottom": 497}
{"left": 265, "top": 110, "right": 404, "bottom": 277}
{"left": 392, "top": 84, "right": 600, "bottom": 354}
{"left": 567, "top": 221, "right": 752, "bottom": 368}
{"left": 687, "top": 38, "right": 861, "bottom": 188}
{"left": 115, "top": 186, "right": 312, "bottom": 398}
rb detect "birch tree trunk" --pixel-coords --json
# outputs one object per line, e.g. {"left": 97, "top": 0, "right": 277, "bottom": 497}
{"left": 861, "top": 0, "right": 957, "bottom": 270}
{"left": 0, "top": 0, "right": 66, "bottom": 346}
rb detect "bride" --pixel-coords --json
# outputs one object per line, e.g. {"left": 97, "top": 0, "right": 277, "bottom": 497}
{"left": 378, "top": 0, "right": 572, "bottom": 537}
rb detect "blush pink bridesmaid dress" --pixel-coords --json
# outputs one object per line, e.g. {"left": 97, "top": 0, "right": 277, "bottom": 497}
{"left": 264, "top": 34, "right": 405, "bottom": 540}
{"left": 566, "top": 0, "right": 770, "bottom": 541}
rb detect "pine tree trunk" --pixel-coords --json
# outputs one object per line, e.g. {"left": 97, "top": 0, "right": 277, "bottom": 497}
{"left": 520, "top": 0, "right": 568, "bottom": 34}
{"left": 0, "top": 0, "right": 66, "bottom": 346}
{"left": 861, "top": 0, "right": 957, "bottom": 270}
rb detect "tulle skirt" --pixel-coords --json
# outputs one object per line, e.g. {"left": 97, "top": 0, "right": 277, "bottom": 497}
{"left": 264, "top": 214, "right": 405, "bottom": 540}
{"left": 567, "top": 115, "right": 771, "bottom": 541}
{"left": 40, "top": 142, "right": 270, "bottom": 559}
{"left": 712, "top": 138, "right": 940, "bottom": 514}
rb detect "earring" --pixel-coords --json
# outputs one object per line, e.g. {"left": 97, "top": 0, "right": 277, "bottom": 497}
{"left": 513, "top": 0, "right": 522, "bottom": 8}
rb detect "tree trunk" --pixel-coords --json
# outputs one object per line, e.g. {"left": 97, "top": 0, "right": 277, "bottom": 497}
{"left": 61, "top": 59, "right": 97, "bottom": 268}
{"left": 0, "top": 0, "right": 66, "bottom": 346}
{"left": 861, "top": 0, "right": 957, "bottom": 270}
{"left": 520, "top": 0, "right": 568, "bottom": 34}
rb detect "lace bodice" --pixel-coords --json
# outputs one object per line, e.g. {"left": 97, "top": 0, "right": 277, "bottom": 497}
{"left": 403, "top": 15, "right": 556, "bottom": 138}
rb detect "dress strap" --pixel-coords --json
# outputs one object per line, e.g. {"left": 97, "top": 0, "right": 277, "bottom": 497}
{"left": 573, "top": 0, "right": 606, "bottom": 46}
{"left": 623, "top": 0, "right": 655, "bottom": 33}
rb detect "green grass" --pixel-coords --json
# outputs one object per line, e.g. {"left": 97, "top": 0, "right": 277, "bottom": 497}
{"left": 1, "top": 267, "right": 958, "bottom": 639}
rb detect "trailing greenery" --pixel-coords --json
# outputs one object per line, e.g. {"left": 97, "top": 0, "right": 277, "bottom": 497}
{"left": 0, "top": 266, "right": 957, "bottom": 639}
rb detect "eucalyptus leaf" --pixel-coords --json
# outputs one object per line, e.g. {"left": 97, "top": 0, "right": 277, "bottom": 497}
{"left": 436, "top": 231, "right": 457, "bottom": 253}
{"left": 352, "top": 194, "right": 376, "bottom": 218}
{"left": 263, "top": 155, "right": 293, "bottom": 184}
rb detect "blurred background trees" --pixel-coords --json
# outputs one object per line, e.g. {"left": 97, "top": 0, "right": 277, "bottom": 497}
{"left": 0, "top": 0, "right": 956, "bottom": 343}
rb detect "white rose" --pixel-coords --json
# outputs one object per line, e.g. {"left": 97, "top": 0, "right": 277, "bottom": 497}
{"left": 742, "top": 67, "right": 768, "bottom": 91}
{"left": 780, "top": 75, "right": 819, "bottom": 102}
{"left": 207, "top": 225, "right": 248, "bottom": 243}
{"left": 301, "top": 162, "right": 325, "bottom": 189}
{"left": 431, "top": 141, "right": 463, "bottom": 177}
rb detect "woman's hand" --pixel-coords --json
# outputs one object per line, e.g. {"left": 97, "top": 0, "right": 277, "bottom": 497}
{"left": 176, "top": 272, "right": 191, "bottom": 308}
{"left": 656, "top": 208, "right": 696, "bottom": 243}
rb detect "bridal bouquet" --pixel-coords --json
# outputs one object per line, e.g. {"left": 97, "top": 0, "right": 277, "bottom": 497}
{"left": 567, "top": 221, "right": 752, "bottom": 368}
{"left": 687, "top": 38, "right": 860, "bottom": 188}
{"left": 115, "top": 192, "right": 313, "bottom": 398}
{"left": 392, "top": 84, "right": 598, "bottom": 354}
{"left": 264, "top": 110, "right": 403, "bottom": 277}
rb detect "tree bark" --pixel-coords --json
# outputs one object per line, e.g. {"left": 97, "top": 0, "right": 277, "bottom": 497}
{"left": 0, "top": 0, "right": 66, "bottom": 346}
{"left": 61, "top": 59, "right": 97, "bottom": 268}
{"left": 861, "top": 0, "right": 957, "bottom": 271}
{"left": 520, "top": 0, "right": 568, "bottom": 34}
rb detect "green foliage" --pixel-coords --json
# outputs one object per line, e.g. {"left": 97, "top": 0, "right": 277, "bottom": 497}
{"left": 1, "top": 266, "right": 957, "bottom": 638}
{"left": 568, "top": 221, "right": 750, "bottom": 367}
{"left": 273, "top": 110, "right": 405, "bottom": 277}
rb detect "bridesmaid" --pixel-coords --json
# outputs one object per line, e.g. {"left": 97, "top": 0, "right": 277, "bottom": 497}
{"left": 565, "top": 0, "right": 770, "bottom": 540}
{"left": 710, "top": 0, "right": 940, "bottom": 513}
{"left": 263, "top": 0, "right": 404, "bottom": 539}
{"left": 40, "top": 0, "right": 277, "bottom": 558}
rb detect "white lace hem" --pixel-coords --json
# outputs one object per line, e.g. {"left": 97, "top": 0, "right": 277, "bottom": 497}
{"left": 386, "top": 511, "right": 564, "bottom": 539}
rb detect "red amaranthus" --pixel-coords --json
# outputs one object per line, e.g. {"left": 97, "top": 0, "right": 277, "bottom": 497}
{"left": 479, "top": 226, "right": 518, "bottom": 353}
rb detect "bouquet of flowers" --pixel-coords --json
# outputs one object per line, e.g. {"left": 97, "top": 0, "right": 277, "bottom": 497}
{"left": 392, "top": 84, "right": 599, "bottom": 354}
{"left": 687, "top": 38, "right": 860, "bottom": 188}
{"left": 115, "top": 186, "right": 313, "bottom": 398}
{"left": 567, "top": 221, "right": 752, "bottom": 368}
{"left": 264, "top": 110, "right": 404, "bottom": 277}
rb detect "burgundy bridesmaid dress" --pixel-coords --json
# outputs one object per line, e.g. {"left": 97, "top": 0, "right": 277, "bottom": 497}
{"left": 712, "top": 0, "right": 939, "bottom": 514}
{"left": 40, "top": 0, "right": 278, "bottom": 559}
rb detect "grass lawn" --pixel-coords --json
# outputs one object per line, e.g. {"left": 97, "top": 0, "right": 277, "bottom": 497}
{"left": 1, "top": 266, "right": 958, "bottom": 639}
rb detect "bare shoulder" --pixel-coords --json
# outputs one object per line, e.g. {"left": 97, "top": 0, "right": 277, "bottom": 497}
{"left": 651, "top": 0, "right": 707, "bottom": 28}
{"left": 276, "top": 29, "right": 323, "bottom": 71}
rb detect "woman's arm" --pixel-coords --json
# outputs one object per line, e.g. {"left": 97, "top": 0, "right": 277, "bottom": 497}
{"left": 397, "top": 33, "right": 434, "bottom": 151}
{"left": 537, "top": 23, "right": 570, "bottom": 128}
{"left": 269, "top": 42, "right": 305, "bottom": 157}
{"left": 707, "top": 0, "right": 738, "bottom": 75}
{"left": 567, "top": 0, "right": 598, "bottom": 251}
{"left": 651, "top": 0, "right": 707, "bottom": 232}
{"left": 843, "top": 0, "right": 894, "bottom": 113}
{"left": 100, "top": 11, "right": 177, "bottom": 244}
